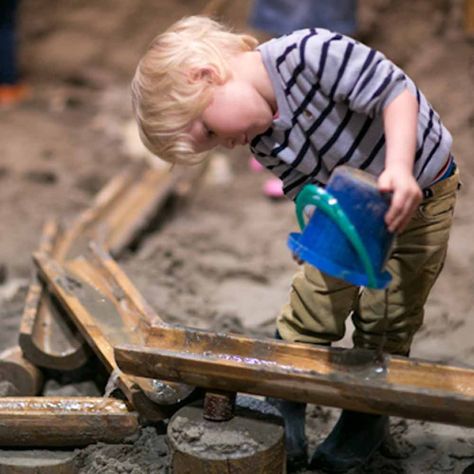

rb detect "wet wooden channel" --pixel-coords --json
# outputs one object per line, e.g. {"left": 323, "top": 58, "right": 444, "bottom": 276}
{"left": 33, "top": 247, "right": 194, "bottom": 421}
{"left": 29, "top": 232, "right": 474, "bottom": 428}
{"left": 115, "top": 325, "right": 474, "bottom": 427}
{"left": 19, "top": 162, "right": 202, "bottom": 371}
{"left": 0, "top": 161, "right": 203, "bottom": 446}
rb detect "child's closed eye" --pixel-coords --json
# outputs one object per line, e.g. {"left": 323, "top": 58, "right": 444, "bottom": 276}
{"left": 204, "top": 124, "right": 215, "bottom": 139}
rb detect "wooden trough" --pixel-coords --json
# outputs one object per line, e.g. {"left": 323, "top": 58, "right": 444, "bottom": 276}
{"left": 19, "top": 162, "right": 202, "bottom": 371}
{"left": 19, "top": 218, "right": 89, "bottom": 371}
{"left": 115, "top": 325, "right": 474, "bottom": 428}
{"left": 33, "top": 247, "right": 194, "bottom": 422}
{"left": 30, "top": 245, "right": 474, "bottom": 428}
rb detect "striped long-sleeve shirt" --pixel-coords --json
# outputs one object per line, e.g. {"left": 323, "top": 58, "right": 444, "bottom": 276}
{"left": 250, "top": 28, "right": 452, "bottom": 199}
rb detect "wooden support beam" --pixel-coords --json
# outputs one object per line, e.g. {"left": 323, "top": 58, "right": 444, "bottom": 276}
{"left": 0, "top": 450, "right": 76, "bottom": 474}
{"left": 33, "top": 250, "right": 194, "bottom": 422}
{"left": 0, "top": 346, "right": 43, "bottom": 396}
{"left": 0, "top": 397, "right": 138, "bottom": 446}
{"left": 20, "top": 163, "right": 203, "bottom": 371}
{"left": 168, "top": 403, "right": 285, "bottom": 474}
{"left": 465, "top": 0, "right": 474, "bottom": 35}
{"left": 115, "top": 325, "right": 474, "bottom": 427}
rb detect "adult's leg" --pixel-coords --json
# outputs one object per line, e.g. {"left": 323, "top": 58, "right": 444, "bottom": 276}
{"left": 249, "top": 0, "right": 357, "bottom": 36}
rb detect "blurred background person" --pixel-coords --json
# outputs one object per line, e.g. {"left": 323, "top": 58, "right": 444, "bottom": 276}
{"left": 0, "top": 0, "right": 28, "bottom": 106}
{"left": 247, "top": 0, "right": 357, "bottom": 200}
{"left": 249, "top": 0, "right": 357, "bottom": 38}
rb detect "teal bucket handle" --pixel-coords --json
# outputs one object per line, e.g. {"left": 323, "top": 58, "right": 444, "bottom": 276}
{"left": 295, "top": 184, "right": 377, "bottom": 288}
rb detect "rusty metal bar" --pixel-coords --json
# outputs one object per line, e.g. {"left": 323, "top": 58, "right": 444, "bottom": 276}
{"left": 0, "top": 397, "right": 138, "bottom": 446}
{"left": 19, "top": 163, "right": 203, "bottom": 371}
{"left": 114, "top": 325, "right": 474, "bottom": 427}
{"left": 203, "top": 390, "right": 236, "bottom": 421}
{"left": 33, "top": 250, "right": 194, "bottom": 422}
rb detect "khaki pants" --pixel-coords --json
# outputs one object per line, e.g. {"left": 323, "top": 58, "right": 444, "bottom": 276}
{"left": 277, "top": 169, "right": 460, "bottom": 356}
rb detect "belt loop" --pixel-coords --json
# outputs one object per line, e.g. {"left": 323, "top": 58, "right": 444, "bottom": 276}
{"left": 422, "top": 188, "right": 433, "bottom": 199}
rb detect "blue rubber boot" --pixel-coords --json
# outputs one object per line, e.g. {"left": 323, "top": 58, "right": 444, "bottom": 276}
{"left": 266, "top": 396, "right": 307, "bottom": 472}
{"left": 463, "top": 462, "right": 474, "bottom": 474}
{"left": 309, "top": 409, "right": 389, "bottom": 473}
{"left": 267, "top": 330, "right": 307, "bottom": 472}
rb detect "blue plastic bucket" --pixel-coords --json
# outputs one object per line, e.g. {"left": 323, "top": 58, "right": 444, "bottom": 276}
{"left": 287, "top": 166, "right": 394, "bottom": 289}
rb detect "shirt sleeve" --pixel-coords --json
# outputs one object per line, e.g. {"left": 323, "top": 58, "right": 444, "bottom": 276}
{"left": 303, "top": 29, "right": 408, "bottom": 116}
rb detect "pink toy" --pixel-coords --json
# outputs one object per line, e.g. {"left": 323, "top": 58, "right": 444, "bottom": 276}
{"left": 263, "top": 178, "right": 284, "bottom": 198}
{"left": 249, "top": 156, "right": 264, "bottom": 173}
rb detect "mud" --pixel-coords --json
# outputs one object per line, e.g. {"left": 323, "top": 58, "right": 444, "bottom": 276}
{"left": 74, "top": 427, "right": 169, "bottom": 474}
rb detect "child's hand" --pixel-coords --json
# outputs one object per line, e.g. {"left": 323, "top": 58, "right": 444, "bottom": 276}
{"left": 378, "top": 167, "right": 422, "bottom": 233}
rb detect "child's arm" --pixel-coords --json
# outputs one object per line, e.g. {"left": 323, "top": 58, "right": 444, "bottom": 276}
{"left": 378, "top": 89, "right": 422, "bottom": 233}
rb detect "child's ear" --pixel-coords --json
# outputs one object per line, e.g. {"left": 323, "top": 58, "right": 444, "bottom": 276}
{"left": 187, "top": 66, "right": 221, "bottom": 85}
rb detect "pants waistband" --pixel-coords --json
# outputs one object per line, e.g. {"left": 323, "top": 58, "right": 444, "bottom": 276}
{"left": 422, "top": 158, "right": 459, "bottom": 199}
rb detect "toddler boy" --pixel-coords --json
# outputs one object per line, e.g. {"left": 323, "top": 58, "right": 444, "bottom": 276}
{"left": 132, "top": 16, "right": 459, "bottom": 472}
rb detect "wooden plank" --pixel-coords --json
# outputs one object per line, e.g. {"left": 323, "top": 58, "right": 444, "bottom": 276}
{"left": 168, "top": 404, "right": 285, "bottom": 474}
{"left": 33, "top": 251, "right": 194, "bottom": 421}
{"left": 0, "top": 397, "right": 138, "bottom": 446}
{"left": 115, "top": 325, "right": 474, "bottom": 427}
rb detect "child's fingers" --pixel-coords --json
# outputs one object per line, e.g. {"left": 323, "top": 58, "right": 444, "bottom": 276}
{"left": 385, "top": 192, "right": 405, "bottom": 230}
{"left": 386, "top": 192, "right": 420, "bottom": 232}
{"left": 377, "top": 173, "right": 393, "bottom": 193}
{"left": 386, "top": 189, "right": 409, "bottom": 231}
{"left": 292, "top": 253, "right": 304, "bottom": 265}
{"left": 380, "top": 173, "right": 422, "bottom": 232}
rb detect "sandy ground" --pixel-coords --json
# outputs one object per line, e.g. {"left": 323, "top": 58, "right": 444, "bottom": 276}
{"left": 0, "top": 0, "right": 473, "bottom": 472}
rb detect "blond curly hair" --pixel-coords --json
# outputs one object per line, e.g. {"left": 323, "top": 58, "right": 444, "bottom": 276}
{"left": 131, "top": 16, "right": 258, "bottom": 165}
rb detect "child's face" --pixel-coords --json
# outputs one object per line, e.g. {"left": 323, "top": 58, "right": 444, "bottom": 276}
{"left": 188, "top": 75, "right": 274, "bottom": 152}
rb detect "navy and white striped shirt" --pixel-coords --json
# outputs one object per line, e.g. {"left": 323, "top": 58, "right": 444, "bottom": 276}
{"left": 250, "top": 29, "right": 452, "bottom": 199}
